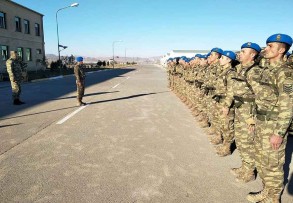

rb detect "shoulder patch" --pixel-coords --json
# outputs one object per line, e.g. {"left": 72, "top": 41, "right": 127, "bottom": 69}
{"left": 284, "top": 71, "right": 293, "bottom": 78}
{"left": 283, "top": 83, "right": 293, "bottom": 94}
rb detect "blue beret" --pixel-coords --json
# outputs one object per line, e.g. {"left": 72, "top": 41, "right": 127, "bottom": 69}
{"left": 206, "top": 52, "right": 211, "bottom": 57}
{"left": 266, "top": 33, "right": 293, "bottom": 47}
{"left": 180, "top": 56, "right": 187, "bottom": 59}
{"left": 241, "top": 42, "right": 261, "bottom": 53}
{"left": 211, "top": 48, "right": 223, "bottom": 55}
{"left": 199, "top": 54, "right": 206, "bottom": 59}
{"left": 286, "top": 52, "right": 291, "bottom": 57}
{"left": 195, "top": 54, "right": 201, "bottom": 58}
{"left": 222, "top": 51, "right": 236, "bottom": 60}
{"left": 76, "top": 56, "right": 83, "bottom": 62}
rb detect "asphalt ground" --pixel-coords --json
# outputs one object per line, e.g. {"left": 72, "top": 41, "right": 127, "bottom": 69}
{"left": 0, "top": 65, "right": 292, "bottom": 202}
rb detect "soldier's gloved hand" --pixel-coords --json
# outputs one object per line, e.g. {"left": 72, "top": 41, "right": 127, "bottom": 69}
{"left": 270, "top": 135, "right": 283, "bottom": 150}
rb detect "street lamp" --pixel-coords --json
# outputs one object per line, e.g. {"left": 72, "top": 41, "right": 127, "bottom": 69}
{"left": 112, "top": 40, "right": 123, "bottom": 68}
{"left": 56, "top": 3, "right": 79, "bottom": 64}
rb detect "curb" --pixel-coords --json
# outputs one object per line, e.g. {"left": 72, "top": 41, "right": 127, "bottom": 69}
{"left": 0, "top": 66, "right": 136, "bottom": 89}
{"left": 0, "top": 69, "right": 113, "bottom": 89}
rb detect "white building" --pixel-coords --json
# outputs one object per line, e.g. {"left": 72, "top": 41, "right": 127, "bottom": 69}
{"left": 160, "top": 50, "right": 210, "bottom": 67}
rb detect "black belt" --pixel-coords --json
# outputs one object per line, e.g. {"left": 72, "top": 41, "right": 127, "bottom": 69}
{"left": 234, "top": 96, "right": 255, "bottom": 103}
{"left": 256, "top": 110, "right": 278, "bottom": 121}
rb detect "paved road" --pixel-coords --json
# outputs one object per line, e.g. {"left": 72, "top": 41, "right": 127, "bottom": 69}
{"left": 0, "top": 65, "right": 292, "bottom": 203}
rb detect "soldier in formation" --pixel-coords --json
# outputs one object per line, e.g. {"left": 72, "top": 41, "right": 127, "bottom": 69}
{"left": 166, "top": 33, "right": 293, "bottom": 203}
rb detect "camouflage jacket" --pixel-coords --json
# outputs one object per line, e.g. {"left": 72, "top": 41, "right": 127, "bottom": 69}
{"left": 214, "top": 64, "right": 237, "bottom": 102}
{"left": 74, "top": 64, "right": 86, "bottom": 82}
{"left": 202, "top": 62, "right": 220, "bottom": 90}
{"left": 6, "top": 58, "right": 22, "bottom": 82}
{"left": 225, "top": 62, "right": 262, "bottom": 108}
{"left": 253, "top": 60, "right": 293, "bottom": 137}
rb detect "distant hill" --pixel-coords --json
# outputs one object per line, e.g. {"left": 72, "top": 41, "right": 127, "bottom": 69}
{"left": 46, "top": 54, "right": 162, "bottom": 64}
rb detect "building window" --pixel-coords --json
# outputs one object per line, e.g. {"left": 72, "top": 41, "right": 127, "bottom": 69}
{"left": 35, "top": 23, "right": 40, "bottom": 36}
{"left": 36, "top": 49, "right": 42, "bottom": 54}
{"left": 15, "top": 17, "right": 21, "bottom": 32}
{"left": 1, "top": 45, "right": 8, "bottom": 60}
{"left": 17, "top": 47, "right": 23, "bottom": 61}
{"left": 26, "top": 48, "right": 32, "bottom": 61}
{"left": 0, "top": 12, "right": 6, "bottom": 29}
{"left": 24, "top": 19, "right": 30, "bottom": 34}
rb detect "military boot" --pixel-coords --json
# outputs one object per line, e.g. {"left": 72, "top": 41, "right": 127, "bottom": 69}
{"left": 206, "top": 127, "right": 216, "bottom": 135}
{"left": 258, "top": 195, "right": 280, "bottom": 203}
{"left": 216, "top": 144, "right": 231, "bottom": 157}
{"left": 13, "top": 99, "right": 25, "bottom": 105}
{"left": 246, "top": 188, "right": 269, "bottom": 203}
{"left": 230, "top": 166, "right": 244, "bottom": 176}
{"left": 236, "top": 170, "right": 255, "bottom": 183}
{"left": 199, "top": 121, "right": 209, "bottom": 128}
{"left": 192, "top": 109, "right": 200, "bottom": 117}
{"left": 210, "top": 134, "right": 222, "bottom": 145}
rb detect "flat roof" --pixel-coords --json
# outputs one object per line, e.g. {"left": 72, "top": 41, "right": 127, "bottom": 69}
{"left": 9, "top": 0, "right": 44, "bottom": 16}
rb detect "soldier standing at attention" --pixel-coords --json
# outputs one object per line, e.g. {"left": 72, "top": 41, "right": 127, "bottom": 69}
{"left": 247, "top": 34, "right": 293, "bottom": 203}
{"left": 223, "top": 42, "right": 262, "bottom": 183}
{"left": 6, "top": 51, "right": 25, "bottom": 105}
{"left": 74, "top": 57, "right": 87, "bottom": 106}
{"left": 213, "top": 50, "right": 237, "bottom": 156}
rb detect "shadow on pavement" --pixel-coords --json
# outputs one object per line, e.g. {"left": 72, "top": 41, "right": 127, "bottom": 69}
{"left": 52, "top": 91, "right": 119, "bottom": 101}
{"left": 0, "top": 106, "right": 78, "bottom": 121}
{"left": 0, "top": 123, "right": 22, "bottom": 128}
{"left": 0, "top": 68, "right": 135, "bottom": 118}
{"left": 90, "top": 91, "right": 168, "bottom": 105}
{"left": 285, "top": 135, "right": 293, "bottom": 195}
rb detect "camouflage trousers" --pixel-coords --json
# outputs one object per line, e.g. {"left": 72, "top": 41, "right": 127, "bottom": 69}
{"left": 234, "top": 104, "right": 255, "bottom": 171}
{"left": 198, "top": 91, "right": 208, "bottom": 116}
{"left": 255, "top": 118, "right": 287, "bottom": 196}
{"left": 10, "top": 81, "right": 21, "bottom": 100}
{"left": 217, "top": 102, "right": 235, "bottom": 144}
{"left": 76, "top": 80, "right": 85, "bottom": 101}
{"left": 207, "top": 91, "right": 217, "bottom": 125}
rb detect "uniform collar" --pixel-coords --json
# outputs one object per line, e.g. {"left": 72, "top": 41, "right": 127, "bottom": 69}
{"left": 241, "top": 61, "right": 254, "bottom": 68}
{"left": 268, "top": 60, "right": 284, "bottom": 68}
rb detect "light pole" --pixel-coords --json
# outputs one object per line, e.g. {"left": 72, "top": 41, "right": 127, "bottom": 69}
{"left": 112, "top": 40, "right": 123, "bottom": 68}
{"left": 56, "top": 3, "right": 79, "bottom": 67}
{"left": 125, "top": 48, "right": 127, "bottom": 64}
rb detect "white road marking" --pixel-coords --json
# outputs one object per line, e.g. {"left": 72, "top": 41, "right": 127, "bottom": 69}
{"left": 56, "top": 105, "right": 88, "bottom": 124}
{"left": 112, "top": 83, "right": 120, "bottom": 89}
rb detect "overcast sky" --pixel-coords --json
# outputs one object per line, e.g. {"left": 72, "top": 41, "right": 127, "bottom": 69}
{"left": 13, "top": 0, "right": 293, "bottom": 58}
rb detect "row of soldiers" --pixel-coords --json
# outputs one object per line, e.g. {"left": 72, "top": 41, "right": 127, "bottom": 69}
{"left": 167, "top": 33, "right": 293, "bottom": 203}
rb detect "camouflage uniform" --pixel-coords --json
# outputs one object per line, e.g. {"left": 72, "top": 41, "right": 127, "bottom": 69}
{"left": 229, "top": 62, "right": 262, "bottom": 182}
{"left": 6, "top": 56, "right": 23, "bottom": 102}
{"left": 250, "top": 60, "right": 293, "bottom": 201}
{"left": 214, "top": 63, "right": 237, "bottom": 155}
{"left": 196, "top": 63, "right": 210, "bottom": 125}
{"left": 74, "top": 63, "right": 86, "bottom": 104}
